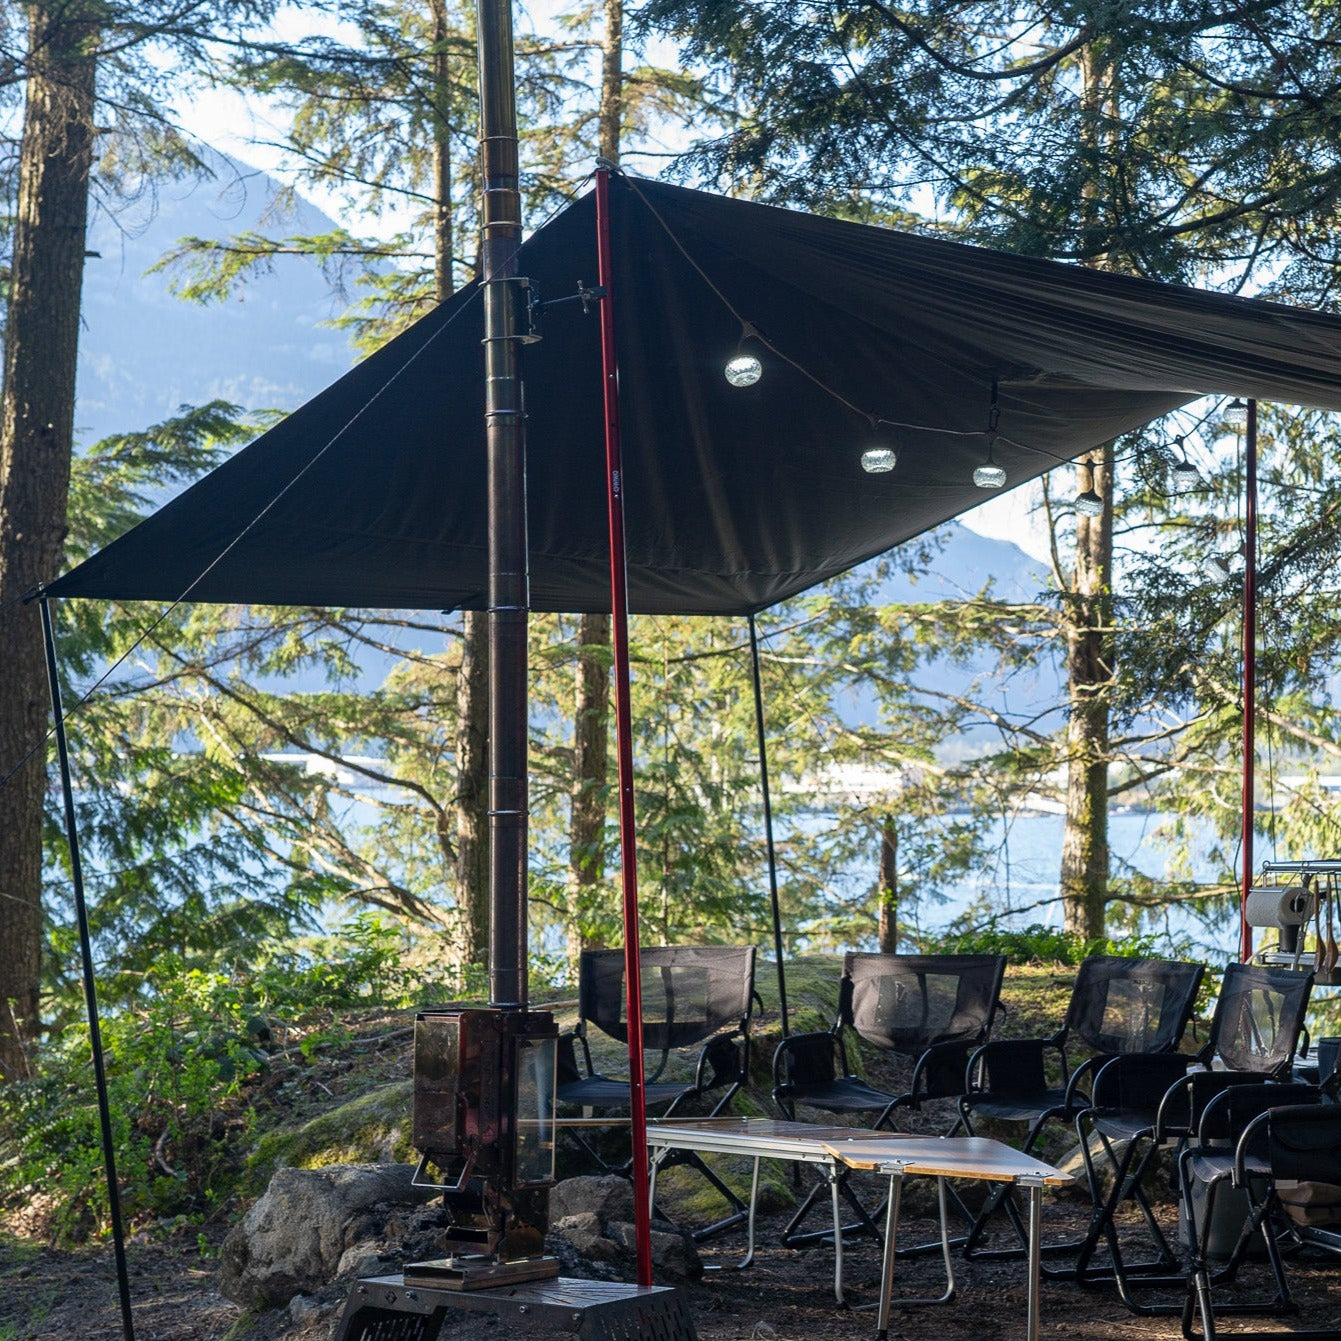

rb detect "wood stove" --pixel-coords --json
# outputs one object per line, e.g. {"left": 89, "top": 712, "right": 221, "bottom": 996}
{"left": 405, "top": 1006, "right": 560, "bottom": 1288}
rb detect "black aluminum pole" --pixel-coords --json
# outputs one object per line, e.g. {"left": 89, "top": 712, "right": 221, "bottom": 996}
{"left": 39, "top": 596, "right": 136, "bottom": 1341}
{"left": 1240, "top": 400, "right": 1258, "bottom": 963}
{"left": 747, "top": 614, "right": 789, "bottom": 1037}
{"left": 477, "top": 0, "right": 528, "bottom": 1011}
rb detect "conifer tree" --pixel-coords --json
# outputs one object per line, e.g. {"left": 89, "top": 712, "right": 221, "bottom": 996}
{"left": 0, "top": 0, "right": 283, "bottom": 1083}
{"left": 636, "top": 0, "right": 1341, "bottom": 937}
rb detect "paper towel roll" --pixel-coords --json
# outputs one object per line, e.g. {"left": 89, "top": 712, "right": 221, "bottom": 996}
{"left": 1245, "top": 885, "right": 1315, "bottom": 927}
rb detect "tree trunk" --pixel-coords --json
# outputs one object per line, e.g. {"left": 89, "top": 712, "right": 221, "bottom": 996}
{"left": 455, "top": 610, "right": 491, "bottom": 964}
{"left": 0, "top": 3, "right": 98, "bottom": 1081}
{"left": 1057, "top": 45, "right": 1114, "bottom": 942}
{"left": 567, "top": 612, "right": 610, "bottom": 963}
{"left": 426, "top": 0, "right": 488, "bottom": 967}
{"left": 877, "top": 817, "right": 897, "bottom": 953}
{"left": 1059, "top": 444, "right": 1114, "bottom": 940}
{"left": 597, "top": 0, "right": 623, "bottom": 161}
{"left": 564, "top": 0, "right": 622, "bottom": 965}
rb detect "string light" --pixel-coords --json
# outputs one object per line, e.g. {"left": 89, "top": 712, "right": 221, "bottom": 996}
{"left": 974, "top": 447, "right": 1006, "bottom": 490}
{"left": 861, "top": 445, "right": 897, "bottom": 473}
{"left": 1170, "top": 436, "right": 1201, "bottom": 492}
{"left": 724, "top": 320, "right": 763, "bottom": 386}
{"left": 724, "top": 353, "right": 762, "bottom": 387}
{"left": 1075, "top": 488, "right": 1104, "bottom": 517}
{"left": 973, "top": 380, "right": 1006, "bottom": 487}
{"left": 1223, "top": 398, "right": 1248, "bottom": 430}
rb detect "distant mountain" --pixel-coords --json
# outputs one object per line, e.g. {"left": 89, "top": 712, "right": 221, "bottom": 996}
{"left": 77, "top": 154, "right": 355, "bottom": 450}
{"left": 831, "top": 524, "right": 1065, "bottom": 738}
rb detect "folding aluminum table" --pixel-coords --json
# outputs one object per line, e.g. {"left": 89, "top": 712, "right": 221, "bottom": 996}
{"left": 827, "top": 1136, "right": 1070, "bottom": 1341}
{"left": 645, "top": 1117, "right": 929, "bottom": 1305}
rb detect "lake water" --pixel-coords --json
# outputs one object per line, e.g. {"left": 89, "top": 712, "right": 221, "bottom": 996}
{"left": 889, "top": 809, "right": 1239, "bottom": 958}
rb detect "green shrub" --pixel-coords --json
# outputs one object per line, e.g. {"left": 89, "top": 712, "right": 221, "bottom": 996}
{"left": 939, "top": 922, "right": 1170, "bottom": 965}
{"left": 0, "top": 913, "right": 556, "bottom": 1244}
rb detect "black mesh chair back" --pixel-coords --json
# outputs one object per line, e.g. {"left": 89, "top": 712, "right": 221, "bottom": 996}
{"left": 1206, "top": 962, "right": 1313, "bottom": 1076}
{"left": 840, "top": 952, "right": 1006, "bottom": 1052}
{"left": 558, "top": 944, "right": 759, "bottom": 1227}
{"left": 1266, "top": 1103, "right": 1341, "bottom": 1184}
{"left": 1066, "top": 955, "right": 1205, "bottom": 1055}
{"left": 579, "top": 944, "right": 756, "bottom": 1061}
{"left": 1072, "top": 963, "right": 1313, "bottom": 1312}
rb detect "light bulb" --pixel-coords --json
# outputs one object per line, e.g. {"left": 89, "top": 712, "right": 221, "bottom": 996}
{"left": 724, "top": 353, "right": 762, "bottom": 387}
{"left": 973, "top": 463, "right": 1007, "bottom": 489}
{"left": 1204, "top": 553, "right": 1233, "bottom": 581}
{"left": 1171, "top": 459, "right": 1201, "bottom": 492}
{"left": 1075, "top": 488, "right": 1104, "bottom": 517}
{"left": 1223, "top": 398, "right": 1248, "bottom": 430}
{"left": 861, "top": 446, "right": 897, "bottom": 474}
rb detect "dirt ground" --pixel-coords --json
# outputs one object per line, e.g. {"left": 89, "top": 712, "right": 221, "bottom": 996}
{"left": 5, "top": 1183, "right": 1341, "bottom": 1341}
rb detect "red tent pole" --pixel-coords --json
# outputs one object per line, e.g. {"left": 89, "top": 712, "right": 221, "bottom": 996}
{"left": 594, "top": 162, "right": 653, "bottom": 1286}
{"left": 1240, "top": 399, "right": 1258, "bottom": 962}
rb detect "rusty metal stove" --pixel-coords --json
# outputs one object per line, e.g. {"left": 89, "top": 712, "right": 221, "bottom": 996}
{"left": 403, "top": 1006, "right": 560, "bottom": 1289}
{"left": 329, "top": 1004, "right": 697, "bottom": 1341}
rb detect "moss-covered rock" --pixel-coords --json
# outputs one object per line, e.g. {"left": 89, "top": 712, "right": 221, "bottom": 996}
{"left": 244, "top": 1081, "right": 414, "bottom": 1196}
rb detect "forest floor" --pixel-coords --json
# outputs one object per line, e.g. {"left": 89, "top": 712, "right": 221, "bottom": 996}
{"left": 7, "top": 1190, "right": 1341, "bottom": 1341}
{"left": 4, "top": 961, "right": 1341, "bottom": 1340}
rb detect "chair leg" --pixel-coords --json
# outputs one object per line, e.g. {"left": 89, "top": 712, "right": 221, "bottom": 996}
{"left": 1062, "top": 1123, "right": 1180, "bottom": 1307}
{"left": 653, "top": 1147, "right": 750, "bottom": 1240}
{"left": 1179, "top": 1186, "right": 1320, "bottom": 1341}
{"left": 781, "top": 1164, "right": 886, "bottom": 1249}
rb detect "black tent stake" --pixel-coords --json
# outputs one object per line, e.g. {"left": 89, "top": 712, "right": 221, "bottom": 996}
{"left": 40, "top": 596, "right": 136, "bottom": 1341}
{"left": 748, "top": 614, "right": 789, "bottom": 1036}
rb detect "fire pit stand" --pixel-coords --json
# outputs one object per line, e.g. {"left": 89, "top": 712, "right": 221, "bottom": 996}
{"left": 332, "top": 1274, "right": 697, "bottom": 1341}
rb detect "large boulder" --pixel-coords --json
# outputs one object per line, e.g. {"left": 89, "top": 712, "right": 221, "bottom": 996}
{"left": 549, "top": 1175, "right": 635, "bottom": 1225}
{"left": 547, "top": 1175, "right": 701, "bottom": 1280}
{"left": 218, "top": 1163, "right": 437, "bottom": 1309}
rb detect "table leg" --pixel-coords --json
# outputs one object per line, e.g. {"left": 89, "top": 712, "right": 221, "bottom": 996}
{"left": 875, "top": 1171, "right": 903, "bottom": 1341}
{"left": 830, "top": 1165, "right": 846, "bottom": 1306}
{"left": 1023, "top": 1176, "right": 1045, "bottom": 1341}
{"left": 933, "top": 1176, "right": 957, "bottom": 1304}
{"left": 648, "top": 1147, "right": 662, "bottom": 1223}
{"left": 737, "top": 1155, "right": 761, "bottom": 1270}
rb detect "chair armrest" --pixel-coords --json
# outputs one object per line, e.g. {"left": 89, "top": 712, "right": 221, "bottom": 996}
{"left": 912, "top": 1039, "right": 977, "bottom": 1103}
{"left": 1196, "top": 1081, "right": 1318, "bottom": 1144}
{"left": 1156, "top": 1069, "right": 1278, "bottom": 1141}
{"left": 772, "top": 1030, "right": 838, "bottom": 1093}
{"left": 1062, "top": 1052, "right": 1113, "bottom": 1110}
{"left": 1233, "top": 1110, "right": 1273, "bottom": 1188}
{"left": 963, "top": 1038, "right": 1057, "bottom": 1100}
{"left": 1090, "top": 1051, "right": 1191, "bottom": 1114}
{"left": 556, "top": 1028, "right": 594, "bottom": 1087}
{"left": 695, "top": 1030, "right": 746, "bottom": 1093}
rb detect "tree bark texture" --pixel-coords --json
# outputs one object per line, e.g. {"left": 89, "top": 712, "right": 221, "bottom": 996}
{"left": 424, "top": 0, "right": 487, "bottom": 967}
{"left": 454, "top": 609, "right": 490, "bottom": 964}
{"left": 1059, "top": 444, "right": 1114, "bottom": 940}
{"left": 1057, "top": 44, "right": 1114, "bottom": 942}
{"left": 0, "top": 3, "right": 98, "bottom": 1081}
{"left": 428, "top": 0, "right": 454, "bottom": 303}
{"left": 877, "top": 817, "right": 897, "bottom": 953}
{"left": 598, "top": 0, "right": 623, "bottom": 164}
{"left": 563, "top": 0, "right": 622, "bottom": 964}
{"left": 567, "top": 612, "right": 610, "bottom": 962}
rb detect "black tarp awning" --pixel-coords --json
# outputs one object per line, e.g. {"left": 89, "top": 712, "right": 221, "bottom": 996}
{"left": 48, "top": 176, "right": 1341, "bottom": 614}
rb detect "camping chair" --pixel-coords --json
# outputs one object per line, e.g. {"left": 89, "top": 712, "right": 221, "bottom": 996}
{"left": 1070, "top": 962, "right": 1313, "bottom": 1312}
{"left": 773, "top": 952, "right": 1007, "bottom": 1249}
{"left": 959, "top": 954, "right": 1206, "bottom": 1260}
{"left": 1179, "top": 1089, "right": 1329, "bottom": 1340}
{"left": 556, "top": 944, "right": 758, "bottom": 1236}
